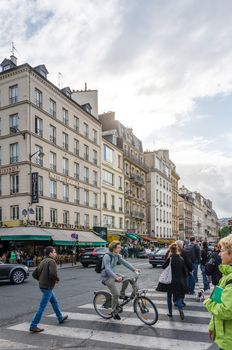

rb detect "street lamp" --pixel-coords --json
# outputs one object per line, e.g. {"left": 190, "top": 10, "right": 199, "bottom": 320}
{"left": 10, "top": 127, "right": 26, "bottom": 139}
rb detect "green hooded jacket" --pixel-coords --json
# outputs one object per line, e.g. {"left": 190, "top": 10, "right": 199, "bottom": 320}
{"left": 204, "top": 264, "right": 232, "bottom": 350}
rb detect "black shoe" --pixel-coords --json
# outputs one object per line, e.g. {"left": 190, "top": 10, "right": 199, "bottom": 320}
{"left": 59, "top": 315, "right": 68, "bottom": 324}
{"left": 29, "top": 327, "right": 44, "bottom": 333}
{"left": 112, "top": 313, "right": 121, "bottom": 320}
{"left": 167, "top": 313, "right": 173, "bottom": 317}
{"left": 179, "top": 309, "right": 185, "bottom": 320}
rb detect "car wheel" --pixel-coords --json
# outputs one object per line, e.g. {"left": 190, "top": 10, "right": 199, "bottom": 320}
{"left": 82, "top": 263, "right": 89, "bottom": 268}
{"left": 152, "top": 264, "right": 157, "bottom": 268}
{"left": 10, "top": 269, "right": 26, "bottom": 284}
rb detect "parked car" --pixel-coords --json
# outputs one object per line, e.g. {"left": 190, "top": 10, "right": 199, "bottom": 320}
{"left": 80, "top": 247, "right": 109, "bottom": 267}
{"left": 148, "top": 248, "right": 168, "bottom": 267}
{"left": 137, "top": 248, "right": 148, "bottom": 258}
{"left": 0, "top": 262, "right": 29, "bottom": 284}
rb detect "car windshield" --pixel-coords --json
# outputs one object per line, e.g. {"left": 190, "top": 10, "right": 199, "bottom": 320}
{"left": 96, "top": 248, "right": 108, "bottom": 252}
{"left": 156, "top": 249, "right": 168, "bottom": 255}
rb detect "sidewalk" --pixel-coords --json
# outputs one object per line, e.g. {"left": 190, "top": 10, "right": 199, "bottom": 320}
{"left": 29, "top": 261, "right": 82, "bottom": 272}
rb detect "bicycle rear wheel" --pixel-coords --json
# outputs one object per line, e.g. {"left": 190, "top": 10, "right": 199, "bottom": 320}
{"left": 134, "top": 296, "right": 158, "bottom": 325}
{"left": 93, "top": 291, "right": 113, "bottom": 319}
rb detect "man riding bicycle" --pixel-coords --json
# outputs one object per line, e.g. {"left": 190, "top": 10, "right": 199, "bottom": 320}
{"left": 101, "top": 240, "right": 140, "bottom": 320}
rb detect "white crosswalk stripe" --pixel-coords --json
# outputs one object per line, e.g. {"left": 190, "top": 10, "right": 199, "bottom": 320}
{"left": 5, "top": 288, "right": 212, "bottom": 350}
{"left": 0, "top": 339, "right": 39, "bottom": 349}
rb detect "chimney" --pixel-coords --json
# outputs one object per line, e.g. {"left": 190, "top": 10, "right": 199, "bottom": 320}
{"left": 10, "top": 54, "right": 17, "bottom": 66}
{"left": 85, "top": 82, "right": 87, "bottom": 91}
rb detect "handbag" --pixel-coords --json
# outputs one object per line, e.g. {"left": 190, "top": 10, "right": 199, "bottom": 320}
{"left": 158, "top": 258, "right": 172, "bottom": 284}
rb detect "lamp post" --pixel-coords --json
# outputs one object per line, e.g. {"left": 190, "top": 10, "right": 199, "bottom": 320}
{"left": 10, "top": 127, "right": 26, "bottom": 139}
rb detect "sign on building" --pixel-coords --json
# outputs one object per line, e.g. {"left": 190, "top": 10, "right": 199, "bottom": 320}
{"left": 31, "top": 172, "right": 39, "bottom": 203}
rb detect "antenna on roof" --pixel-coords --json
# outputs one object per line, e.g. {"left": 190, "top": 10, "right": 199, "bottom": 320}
{"left": 10, "top": 42, "right": 18, "bottom": 65}
{"left": 58, "top": 72, "right": 63, "bottom": 89}
{"left": 11, "top": 42, "right": 16, "bottom": 56}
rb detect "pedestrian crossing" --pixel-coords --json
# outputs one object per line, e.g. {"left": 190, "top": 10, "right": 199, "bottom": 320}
{"left": 3, "top": 288, "right": 214, "bottom": 350}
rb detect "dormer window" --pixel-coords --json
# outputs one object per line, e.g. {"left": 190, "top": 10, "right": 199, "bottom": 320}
{"left": 3, "top": 65, "right": 10, "bottom": 71}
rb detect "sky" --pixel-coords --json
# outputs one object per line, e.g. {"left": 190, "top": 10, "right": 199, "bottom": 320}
{"left": 0, "top": 0, "right": 232, "bottom": 218}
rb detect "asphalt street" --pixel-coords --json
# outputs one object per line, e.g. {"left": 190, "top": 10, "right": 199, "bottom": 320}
{"left": 0, "top": 258, "right": 217, "bottom": 350}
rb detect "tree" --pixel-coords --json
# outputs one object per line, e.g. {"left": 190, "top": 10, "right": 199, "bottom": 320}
{"left": 219, "top": 226, "right": 231, "bottom": 238}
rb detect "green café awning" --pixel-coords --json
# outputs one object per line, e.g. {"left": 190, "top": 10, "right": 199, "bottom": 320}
{"left": 126, "top": 233, "right": 140, "bottom": 240}
{"left": 0, "top": 227, "right": 51, "bottom": 241}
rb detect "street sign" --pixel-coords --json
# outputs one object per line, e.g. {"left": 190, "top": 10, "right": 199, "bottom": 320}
{"left": 22, "top": 209, "right": 27, "bottom": 216}
{"left": 71, "top": 233, "right": 79, "bottom": 240}
{"left": 31, "top": 172, "right": 39, "bottom": 203}
{"left": 29, "top": 208, "right": 35, "bottom": 214}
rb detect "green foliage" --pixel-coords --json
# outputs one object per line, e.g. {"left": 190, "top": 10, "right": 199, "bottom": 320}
{"left": 219, "top": 226, "right": 231, "bottom": 238}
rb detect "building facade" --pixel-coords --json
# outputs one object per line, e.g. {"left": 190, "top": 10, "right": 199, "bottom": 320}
{"left": 101, "top": 133, "right": 125, "bottom": 240}
{"left": 178, "top": 186, "right": 193, "bottom": 240}
{"left": 170, "top": 162, "right": 180, "bottom": 240}
{"left": 99, "top": 112, "right": 147, "bottom": 235}
{"left": 0, "top": 56, "right": 101, "bottom": 229}
{"left": 144, "top": 150, "right": 172, "bottom": 239}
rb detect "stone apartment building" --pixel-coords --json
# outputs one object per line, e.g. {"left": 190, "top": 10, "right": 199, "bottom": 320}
{"left": 101, "top": 132, "right": 125, "bottom": 241}
{"left": 99, "top": 112, "right": 147, "bottom": 235}
{"left": 144, "top": 150, "right": 172, "bottom": 239}
{"left": 178, "top": 186, "right": 193, "bottom": 240}
{"left": 0, "top": 55, "right": 102, "bottom": 230}
{"left": 170, "top": 161, "right": 180, "bottom": 240}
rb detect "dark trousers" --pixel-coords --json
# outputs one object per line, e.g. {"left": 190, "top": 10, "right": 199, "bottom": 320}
{"left": 167, "top": 291, "right": 183, "bottom": 315}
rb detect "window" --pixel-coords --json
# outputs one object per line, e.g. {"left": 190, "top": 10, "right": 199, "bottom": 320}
{"left": 34, "top": 145, "right": 43, "bottom": 166}
{"left": 93, "top": 170, "right": 97, "bottom": 186}
{"left": 35, "top": 88, "right": 42, "bottom": 108}
{"left": 93, "top": 215, "right": 98, "bottom": 226}
{"left": 74, "top": 162, "right": 79, "bottom": 179}
{"left": 93, "top": 193, "right": 97, "bottom": 208}
{"left": 93, "top": 150, "right": 97, "bottom": 165}
{"left": 84, "top": 214, "right": 89, "bottom": 226}
{"left": 62, "top": 157, "right": 69, "bottom": 176}
{"left": 74, "top": 139, "right": 79, "bottom": 156}
{"left": 9, "top": 113, "right": 19, "bottom": 131}
{"left": 103, "top": 144, "right": 113, "bottom": 163}
{"left": 93, "top": 129, "right": 97, "bottom": 144}
{"left": 63, "top": 108, "right": 68, "bottom": 125}
{"left": 0, "top": 176, "right": 2, "bottom": 196}
{"left": 49, "top": 125, "right": 56, "bottom": 144}
{"left": 50, "top": 180, "right": 57, "bottom": 199}
{"left": 84, "top": 123, "right": 89, "bottom": 138}
{"left": 119, "top": 198, "right": 123, "bottom": 212}
{"left": 9, "top": 85, "right": 18, "bottom": 104}
{"left": 119, "top": 176, "right": 123, "bottom": 190}
{"left": 0, "top": 207, "right": 2, "bottom": 221}
{"left": 74, "top": 187, "right": 79, "bottom": 204}
{"left": 102, "top": 169, "right": 114, "bottom": 186}
{"left": 119, "top": 217, "right": 123, "bottom": 229}
{"left": 49, "top": 99, "right": 56, "bottom": 117}
{"left": 156, "top": 208, "right": 159, "bottom": 221}
{"left": 50, "top": 152, "right": 56, "bottom": 171}
{"left": 10, "top": 205, "right": 19, "bottom": 220}
{"left": 0, "top": 118, "right": 1, "bottom": 136}
{"left": 103, "top": 193, "right": 107, "bottom": 208}
{"left": 111, "top": 195, "right": 115, "bottom": 210}
{"left": 10, "top": 143, "right": 19, "bottom": 163}
{"left": 118, "top": 155, "right": 121, "bottom": 168}
{"left": 84, "top": 190, "right": 89, "bottom": 206}
{"left": 36, "top": 206, "right": 43, "bottom": 221}
{"left": 62, "top": 184, "right": 69, "bottom": 201}
{"left": 74, "top": 116, "right": 79, "bottom": 131}
{"left": 10, "top": 174, "right": 19, "bottom": 194}
{"left": 74, "top": 212, "right": 79, "bottom": 225}
{"left": 84, "top": 167, "right": 89, "bottom": 183}
{"left": 84, "top": 144, "right": 89, "bottom": 161}
{"left": 63, "top": 210, "right": 69, "bottom": 224}
{"left": 62, "top": 133, "right": 68, "bottom": 150}
{"left": 38, "top": 176, "right": 43, "bottom": 196}
{"left": 103, "top": 215, "right": 114, "bottom": 228}
{"left": 50, "top": 208, "right": 57, "bottom": 224}
{"left": 35, "top": 116, "right": 43, "bottom": 137}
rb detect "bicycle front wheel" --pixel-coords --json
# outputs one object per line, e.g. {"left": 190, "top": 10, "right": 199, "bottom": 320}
{"left": 93, "top": 291, "right": 113, "bottom": 319}
{"left": 134, "top": 296, "right": 158, "bottom": 325}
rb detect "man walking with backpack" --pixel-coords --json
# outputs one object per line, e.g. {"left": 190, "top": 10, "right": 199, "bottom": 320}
{"left": 29, "top": 246, "right": 68, "bottom": 333}
{"left": 101, "top": 241, "right": 140, "bottom": 320}
{"left": 184, "top": 236, "right": 201, "bottom": 294}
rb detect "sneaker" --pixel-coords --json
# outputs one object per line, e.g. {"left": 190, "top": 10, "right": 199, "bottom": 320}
{"left": 112, "top": 313, "right": 121, "bottom": 320}
{"left": 29, "top": 327, "right": 44, "bottom": 333}
{"left": 59, "top": 315, "right": 68, "bottom": 324}
{"left": 179, "top": 309, "right": 185, "bottom": 320}
{"left": 119, "top": 295, "right": 130, "bottom": 301}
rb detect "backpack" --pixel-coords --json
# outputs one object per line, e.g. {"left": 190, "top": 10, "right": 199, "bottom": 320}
{"left": 95, "top": 253, "right": 112, "bottom": 273}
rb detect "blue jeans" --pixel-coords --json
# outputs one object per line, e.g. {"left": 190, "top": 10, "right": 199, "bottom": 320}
{"left": 167, "top": 291, "right": 183, "bottom": 315}
{"left": 200, "top": 264, "right": 209, "bottom": 290}
{"left": 186, "top": 274, "right": 195, "bottom": 294}
{"left": 193, "top": 262, "right": 199, "bottom": 283}
{"left": 30, "top": 288, "right": 63, "bottom": 328}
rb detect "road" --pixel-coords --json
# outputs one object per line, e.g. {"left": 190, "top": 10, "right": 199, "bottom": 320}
{"left": 0, "top": 258, "right": 217, "bottom": 350}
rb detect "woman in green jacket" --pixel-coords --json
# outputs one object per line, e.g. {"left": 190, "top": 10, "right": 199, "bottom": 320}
{"left": 204, "top": 234, "right": 232, "bottom": 350}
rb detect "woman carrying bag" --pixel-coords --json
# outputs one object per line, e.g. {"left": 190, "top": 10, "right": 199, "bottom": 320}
{"left": 156, "top": 243, "right": 188, "bottom": 320}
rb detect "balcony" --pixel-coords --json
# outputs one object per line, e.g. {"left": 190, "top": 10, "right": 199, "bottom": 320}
{"left": 50, "top": 136, "right": 56, "bottom": 144}
{"left": 130, "top": 173, "right": 144, "bottom": 186}
{"left": 9, "top": 96, "right": 18, "bottom": 104}
{"left": 132, "top": 211, "right": 145, "bottom": 220}
{"left": 123, "top": 149, "right": 149, "bottom": 171}
{"left": 10, "top": 156, "right": 19, "bottom": 164}
{"left": 63, "top": 143, "right": 68, "bottom": 151}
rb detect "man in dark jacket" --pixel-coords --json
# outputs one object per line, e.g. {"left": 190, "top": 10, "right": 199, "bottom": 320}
{"left": 29, "top": 246, "right": 67, "bottom": 333}
{"left": 184, "top": 236, "right": 201, "bottom": 294}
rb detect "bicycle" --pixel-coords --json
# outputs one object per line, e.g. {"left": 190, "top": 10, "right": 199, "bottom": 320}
{"left": 93, "top": 273, "right": 158, "bottom": 326}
